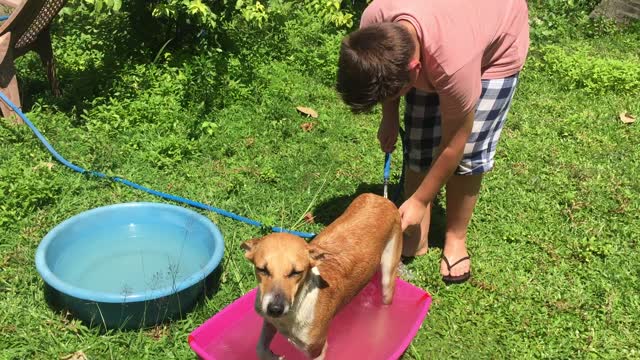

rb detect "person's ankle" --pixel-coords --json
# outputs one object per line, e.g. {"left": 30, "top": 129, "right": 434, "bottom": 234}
{"left": 443, "top": 233, "right": 467, "bottom": 256}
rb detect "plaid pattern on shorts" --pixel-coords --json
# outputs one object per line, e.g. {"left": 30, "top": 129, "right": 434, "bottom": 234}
{"left": 402, "top": 73, "right": 519, "bottom": 175}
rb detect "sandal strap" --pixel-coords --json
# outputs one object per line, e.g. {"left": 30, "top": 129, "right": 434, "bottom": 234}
{"left": 441, "top": 255, "right": 470, "bottom": 271}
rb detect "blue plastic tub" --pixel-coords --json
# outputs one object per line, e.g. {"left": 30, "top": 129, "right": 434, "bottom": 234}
{"left": 35, "top": 202, "right": 224, "bottom": 329}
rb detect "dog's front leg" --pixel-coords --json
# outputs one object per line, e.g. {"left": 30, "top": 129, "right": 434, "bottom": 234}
{"left": 257, "top": 320, "right": 283, "bottom": 360}
{"left": 306, "top": 340, "right": 328, "bottom": 360}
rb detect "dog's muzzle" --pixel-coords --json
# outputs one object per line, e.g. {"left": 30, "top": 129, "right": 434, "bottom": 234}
{"left": 264, "top": 292, "right": 288, "bottom": 317}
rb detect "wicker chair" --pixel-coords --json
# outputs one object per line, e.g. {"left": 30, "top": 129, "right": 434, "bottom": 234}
{"left": 0, "top": 0, "right": 65, "bottom": 122}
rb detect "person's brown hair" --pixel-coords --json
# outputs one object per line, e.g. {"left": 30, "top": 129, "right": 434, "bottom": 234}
{"left": 336, "top": 22, "right": 415, "bottom": 113}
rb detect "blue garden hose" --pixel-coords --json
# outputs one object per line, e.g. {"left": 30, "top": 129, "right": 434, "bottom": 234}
{"left": 0, "top": 15, "right": 9, "bottom": 21}
{"left": 383, "top": 152, "right": 391, "bottom": 198}
{"left": 387, "top": 127, "right": 407, "bottom": 203}
{"left": 0, "top": 92, "right": 316, "bottom": 238}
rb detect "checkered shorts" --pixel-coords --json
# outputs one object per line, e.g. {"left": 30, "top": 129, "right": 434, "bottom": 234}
{"left": 402, "top": 73, "right": 519, "bottom": 175}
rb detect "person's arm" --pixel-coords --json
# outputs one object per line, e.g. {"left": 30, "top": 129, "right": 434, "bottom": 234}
{"left": 410, "top": 59, "right": 481, "bottom": 204}
{"left": 398, "top": 107, "right": 474, "bottom": 231}
{"left": 378, "top": 97, "right": 401, "bottom": 152}
{"left": 398, "top": 60, "right": 480, "bottom": 230}
{"left": 409, "top": 108, "right": 474, "bottom": 205}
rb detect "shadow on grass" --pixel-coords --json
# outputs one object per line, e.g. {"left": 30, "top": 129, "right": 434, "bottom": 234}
{"left": 42, "top": 264, "right": 223, "bottom": 332}
{"left": 312, "top": 183, "right": 388, "bottom": 226}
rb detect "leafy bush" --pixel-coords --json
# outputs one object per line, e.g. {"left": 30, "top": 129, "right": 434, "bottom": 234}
{"left": 529, "top": 0, "right": 601, "bottom": 22}
{"left": 282, "top": 8, "right": 346, "bottom": 87}
{"left": 528, "top": 44, "right": 640, "bottom": 94}
{"left": 528, "top": 0, "right": 622, "bottom": 43}
{"left": 307, "top": 0, "right": 355, "bottom": 28}
{"left": 66, "top": 0, "right": 362, "bottom": 33}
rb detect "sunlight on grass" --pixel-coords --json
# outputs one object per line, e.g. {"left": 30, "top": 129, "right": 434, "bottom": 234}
{"left": 1, "top": 2, "right": 639, "bottom": 359}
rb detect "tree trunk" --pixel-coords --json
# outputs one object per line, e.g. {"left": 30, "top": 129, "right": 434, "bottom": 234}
{"left": 591, "top": 0, "right": 640, "bottom": 22}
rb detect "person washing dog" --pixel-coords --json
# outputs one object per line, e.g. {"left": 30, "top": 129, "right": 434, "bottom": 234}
{"left": 336, "top": 0, "right": 530, "bottom": 283}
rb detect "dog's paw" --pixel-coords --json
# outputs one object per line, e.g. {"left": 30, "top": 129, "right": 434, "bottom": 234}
{"left": 257, "top": 349, "right": 284, "bottom": 360}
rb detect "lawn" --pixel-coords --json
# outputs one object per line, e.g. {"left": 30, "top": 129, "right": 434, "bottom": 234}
{"left": 1, "top": 1, "right": 639, "bottom": 359}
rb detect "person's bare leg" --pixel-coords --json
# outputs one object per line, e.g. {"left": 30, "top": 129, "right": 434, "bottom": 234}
{"left": 402, "top": 166, "right": 431, "bottom": 257}
{"left": 440, "top": 173, "right": 483, "bottom": 277}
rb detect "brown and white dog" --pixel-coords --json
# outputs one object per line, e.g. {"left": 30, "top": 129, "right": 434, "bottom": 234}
{"left": 241, "top": 193, "right": 403, "bottom": 359}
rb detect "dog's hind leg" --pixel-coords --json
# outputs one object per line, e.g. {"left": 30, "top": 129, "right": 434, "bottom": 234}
{"left": 380, "top": 224, "right": 403, "bottom": 305}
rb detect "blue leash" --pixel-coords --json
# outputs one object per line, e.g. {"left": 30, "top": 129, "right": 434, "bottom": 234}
{"left": 385, "top": 128, "right": 406, "bottom": 203}
{"left": 0, "top": 92, "right": 316, "bottom": 238}
{"left": 383, "top": 152, "right": 391, "bottom": 198}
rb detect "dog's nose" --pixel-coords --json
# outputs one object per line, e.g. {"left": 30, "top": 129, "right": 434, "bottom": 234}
{"left": 267, "top": 302, "right": 285, "bottom": 317}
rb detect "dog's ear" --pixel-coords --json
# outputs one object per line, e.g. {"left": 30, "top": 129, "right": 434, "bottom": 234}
{"left": 307, "top": 243, "right": 329, "bottom": 268}
{"left": 241, "top": 237, "right": 261, "bottom": 260}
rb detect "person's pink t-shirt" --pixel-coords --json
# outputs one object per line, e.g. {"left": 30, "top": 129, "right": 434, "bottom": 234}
{"left": 360, "top": 0, "right": 530, "bottom": 119}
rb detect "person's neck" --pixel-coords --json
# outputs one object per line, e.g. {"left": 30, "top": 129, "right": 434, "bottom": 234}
{"left": 398, "top": 19, "right": 432, "bottom": 92}
{"left": 398, "top": 20, "right": 421, "bottom": 63}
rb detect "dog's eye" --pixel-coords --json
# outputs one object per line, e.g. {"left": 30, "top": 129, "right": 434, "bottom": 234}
{"left": 288, "top": 269, "right": 303, "bottom": 278}
{"left": 256, "top": 266, "right": 270, "bottom": 276}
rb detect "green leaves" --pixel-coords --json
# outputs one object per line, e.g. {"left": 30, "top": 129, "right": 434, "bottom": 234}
{"left": 76, "top": 0, "right": 122, "bottom": 13}
{"left": 528, "top": 0, "right": 617, "bottom": 43}
{"left": 528, "top": 43, "right": 640, "bottom": 95}
{"left": 238, "top": 1, "right": 268, "bottom": 27}
{"left": 309, "top": 0, "right": 354, "bottom": 28}
{"left": 68, "top": 0, "right": 358, "bottom": 33}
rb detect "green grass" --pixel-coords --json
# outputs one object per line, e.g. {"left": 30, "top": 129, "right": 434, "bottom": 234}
{"left": 1, "top": 5, "right": 639, "bottom": 360}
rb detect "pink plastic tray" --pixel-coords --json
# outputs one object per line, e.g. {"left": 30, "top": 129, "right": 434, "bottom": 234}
{"left": 189, "top": 273, "right": 431, "bottom": 360}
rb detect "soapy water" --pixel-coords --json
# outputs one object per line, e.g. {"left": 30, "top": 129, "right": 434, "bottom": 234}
{"left": 398, "top": 263, "right": 415, "bottom": 281}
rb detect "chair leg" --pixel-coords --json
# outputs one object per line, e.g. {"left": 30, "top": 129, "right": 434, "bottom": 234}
{"left": 34, "top": 26, "right": 61, "bottom": 97}
{"left": 0, "top": 33, "right": 22, "bottom": 124}
{"left": 0, "top": 66, "right": 22, "bottom": 124}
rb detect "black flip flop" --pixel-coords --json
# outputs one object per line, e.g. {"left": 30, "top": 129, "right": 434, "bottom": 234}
{"left": 441, "top": 255, "right": 471, "bottom": 284}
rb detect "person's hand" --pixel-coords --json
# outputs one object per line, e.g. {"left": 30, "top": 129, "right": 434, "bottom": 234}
{"left": 377, "top": 114, "right": 399, "bottom": 153}
{"left": 398, "top": 196, "right": 428, "bottom": 231}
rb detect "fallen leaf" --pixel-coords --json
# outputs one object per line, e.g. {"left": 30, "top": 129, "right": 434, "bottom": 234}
{"left": 300, "top": 122, "right": 315, "bottom": 132}
{"left": 32, "top": 162, "right": 54, "bottom": 171}
{"left": 303, "top": 212, "right": 315, "bottom": 224}
{"left": 60, "top": 310, "right": 71, "bottom": 325}
{"left": 61, "top": 351, "right": 87, "bottom": 360}
{"left": 245, "top": 137, "right": 255, "bottom": 147}
{"left": 296, "top": 106, "right": 318, "bottom": 118}
{"left": 619, "top": 112, "right": 636, "bottom": 124}
{"left": 148, "top": 324, "right": 170, "bottom": 340}
{"left": 0, "top": 324, "right": 16, "bottom": 334}
{"left": 65, "top": 320, "right": 80, "bottom": 334}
